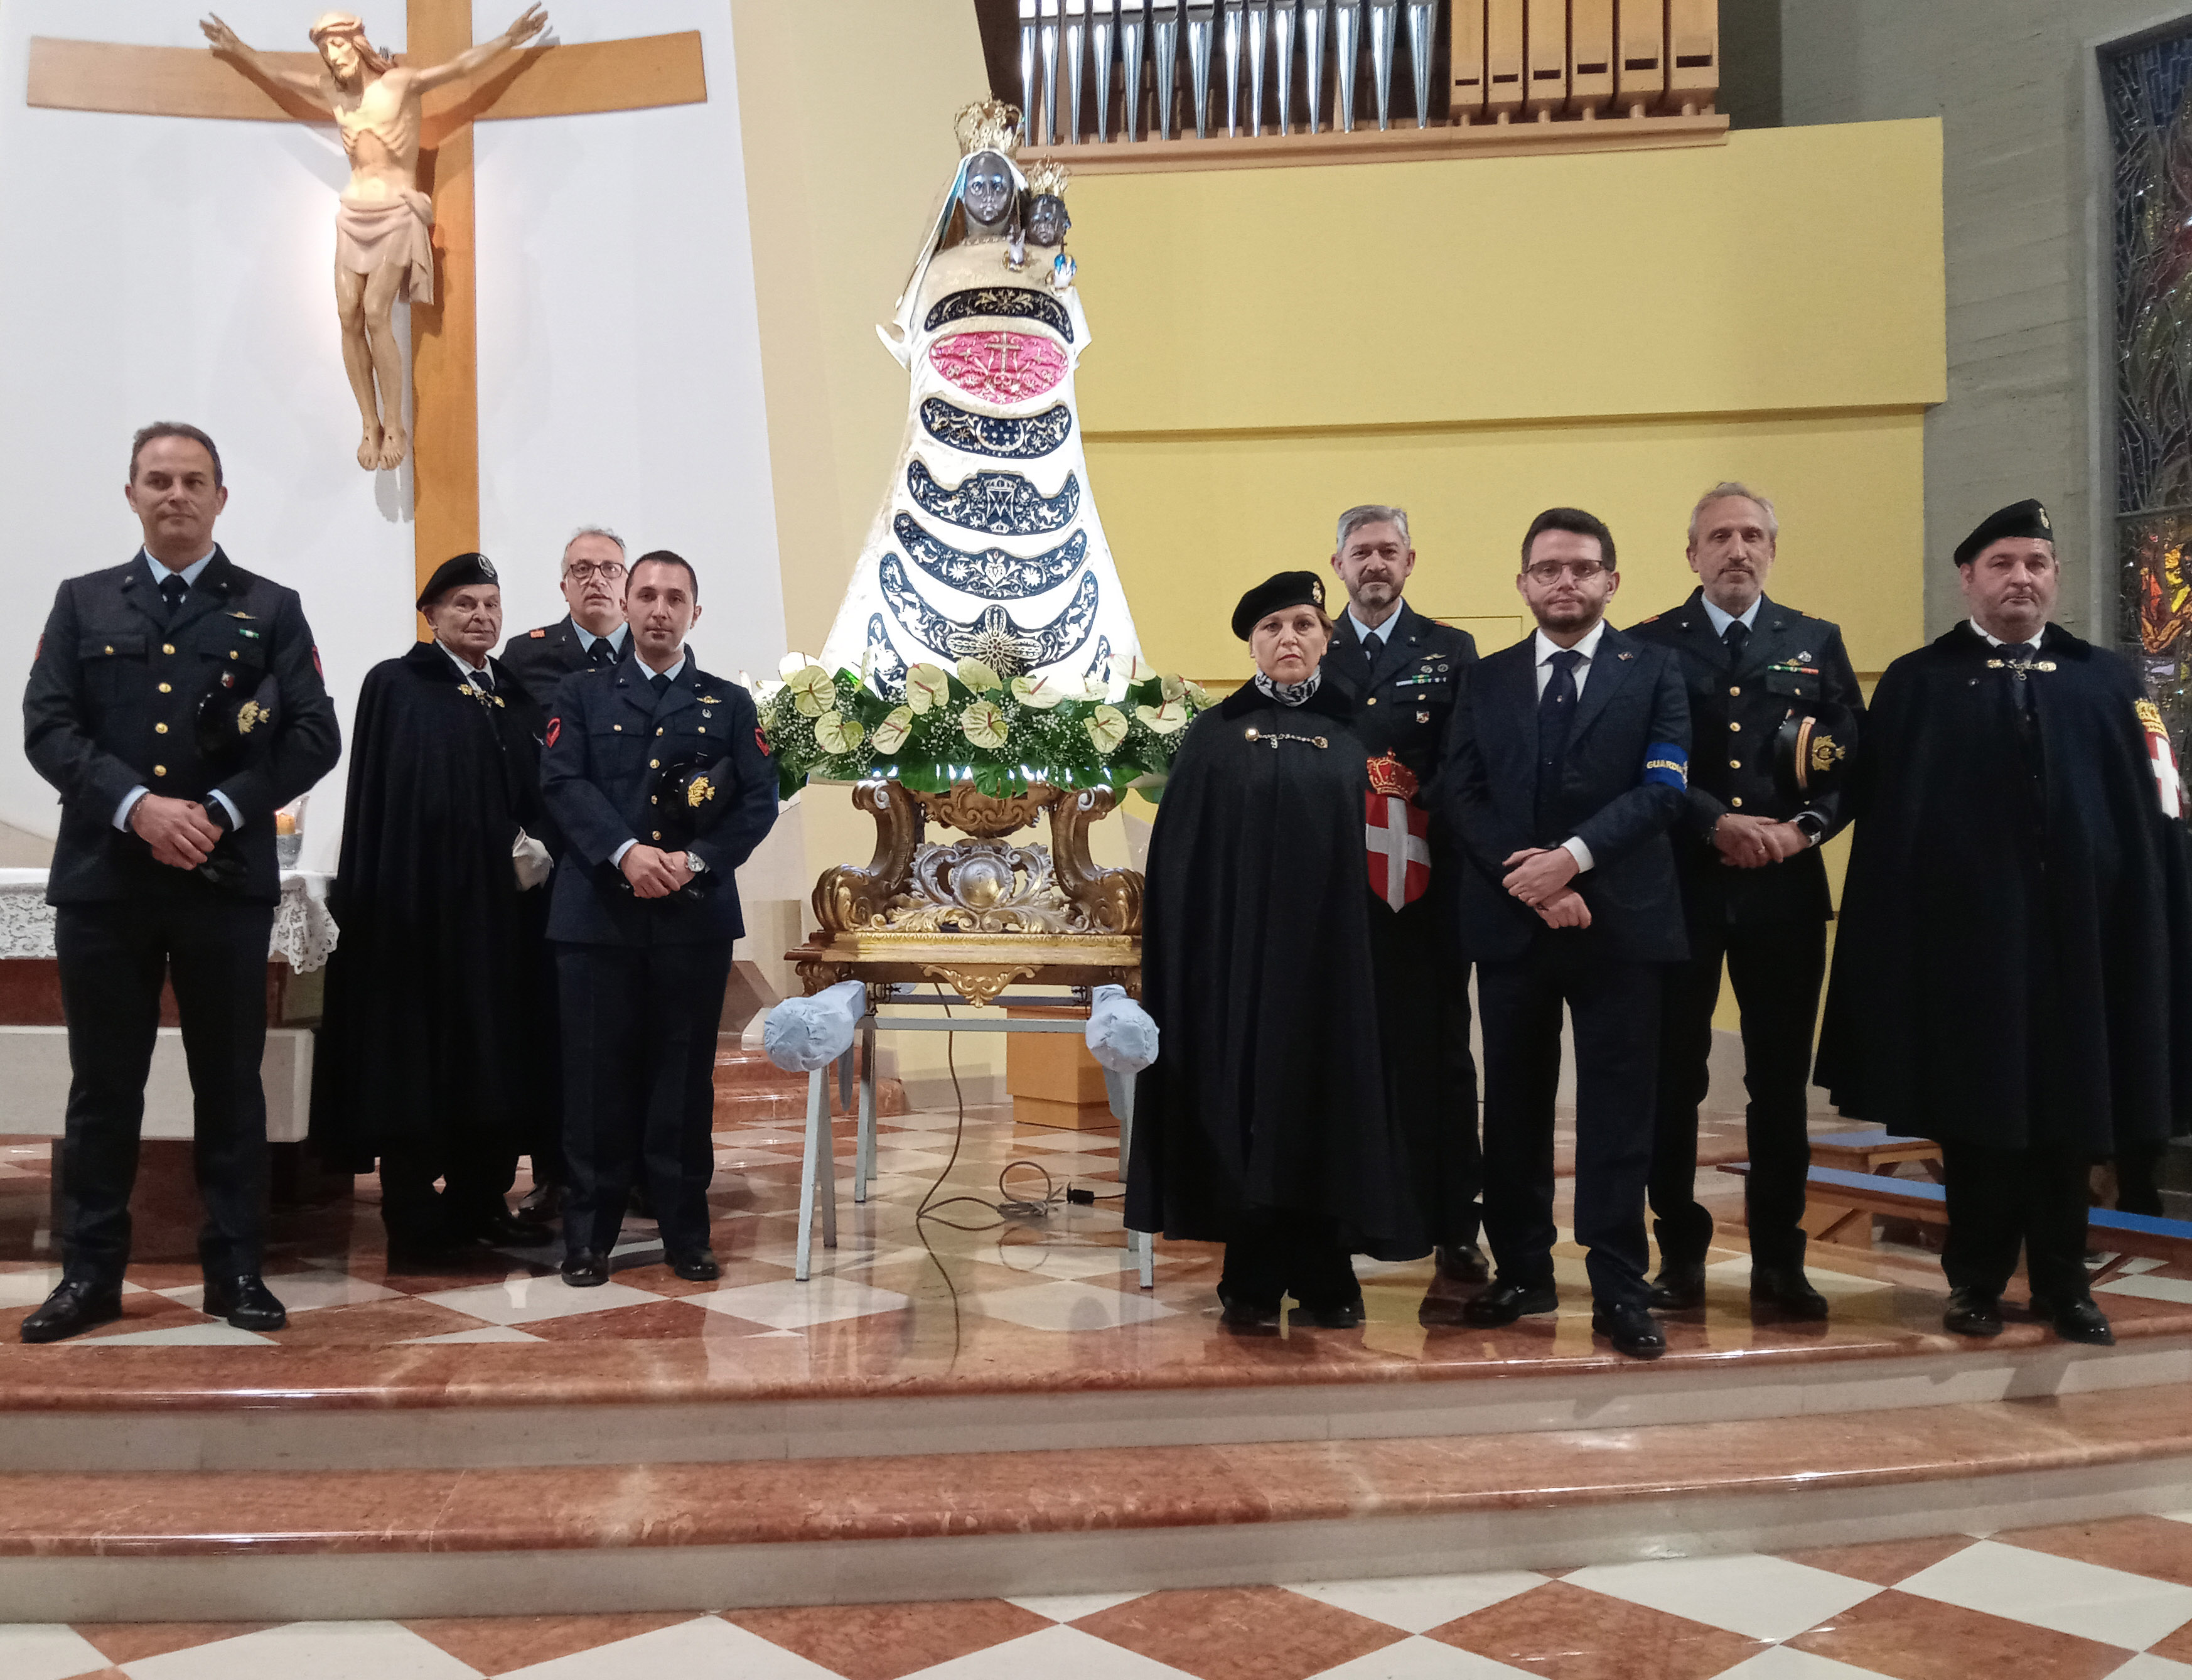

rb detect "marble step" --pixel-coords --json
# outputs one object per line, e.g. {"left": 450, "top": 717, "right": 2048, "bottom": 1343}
{"left": 711, "top": 1045, "right": 909, "bottom": 1122}
{"left": 3, "top": 1384, "right": 2189, "bottom": 1622}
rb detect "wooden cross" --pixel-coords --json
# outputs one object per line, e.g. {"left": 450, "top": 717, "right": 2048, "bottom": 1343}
{"left": 27, "top": 2, "right": 707, "bottom": 607}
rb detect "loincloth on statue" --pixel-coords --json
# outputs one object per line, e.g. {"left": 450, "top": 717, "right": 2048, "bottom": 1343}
{"left": 335, "top": 189, "right": 434, "bottom": 304}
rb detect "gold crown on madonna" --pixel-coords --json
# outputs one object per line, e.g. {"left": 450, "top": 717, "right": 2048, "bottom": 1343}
{"left": 955, "top": 99, "right": 1023, "bottom": 158}
{"left": 1024, "top": 158, "right": 1071, "bottom": 198}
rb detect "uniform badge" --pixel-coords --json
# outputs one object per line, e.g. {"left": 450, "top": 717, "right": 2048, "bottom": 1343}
{"left": 530, "top": 628, "right": 547, "bottom": 639}
{"left": 1365, "top": 754, "right": 1430, "bottom": 911}
{"left": 2137, "top": 699, "right": 2181, "bottom": 818}
{"left": 755, "top": 725, "right": 772, "bottom": 757}
{"left": 546, "top": 718, "right": 562, "bottom": 748}
{"left": 311, "top": 646, "right": 323, "bottom": 678}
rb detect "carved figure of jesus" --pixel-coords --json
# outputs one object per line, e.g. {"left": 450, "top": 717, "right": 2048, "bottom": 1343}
{"left": 200, "top": 8, "right": 549, "bottom": 470}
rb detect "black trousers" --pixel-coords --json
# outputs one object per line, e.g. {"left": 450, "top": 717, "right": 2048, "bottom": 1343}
{"left": 2115, "top": 1141, "right": 2166, "bottom": 1217}
{"left": 1478, "top": 940, "right": 1660, "bottom": 1308}
{"left": 379, "top": 1136, "right": 520, "bottom": 1247}
{"left": 53, "top": 896, "right": 275, "bottom": 1284}
{"left": 1940, "top": 1140, "right": 2092, "bottom": 1303}
{"left": 556, "top": 938, "right": 733, "bottom": 1259}
{"left": 1648, "top": 916, "right": 1825, "bottom": 1271}
{"left": 1219, "top": 1209, "right": 1359, "bottom": 1310}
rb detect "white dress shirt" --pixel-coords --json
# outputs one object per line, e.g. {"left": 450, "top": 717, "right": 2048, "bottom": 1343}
{"left": 574, "top": 621, "right": 629, "bottom": 660}
{"left": 1699, "top": 595, "right": 1763, "bottom": 638}
{"left": 440, "top": 642, "right": 495, "bottom": 690}
{"left": 1347, "top": 605, "right": 1399, "bottom": 657}
{"left": 1532, "top": 620, "right": 1609, "bottom": 874}
{"left": 113, "top": 549, "right": 244, "bottom": 835}
{"left": 1970, "top": 618, "right": 2046, "bottom": 651}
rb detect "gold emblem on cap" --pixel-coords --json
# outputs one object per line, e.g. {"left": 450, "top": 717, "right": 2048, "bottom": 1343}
{"left": 687, "top": 776, "right": 715, "bottom": 808}
{"left": 236, "top": 699, "right": 266, "bottom": 736}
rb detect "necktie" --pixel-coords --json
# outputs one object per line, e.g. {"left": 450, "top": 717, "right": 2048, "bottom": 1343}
{"left": 159, "top": 574, "right": 188, "bottom": 619}
{"left": 650, "top": 671, "right": 671, "bottom": 698}
{"left": 472, "top": 666, "right": 495, "bottom": 695}
{"left": 1362, "top": 630, "right": 1381, "bottom": 672}
{"left": 2006, "top": 641, "right": 2040, "bottom": 719}
{"left": 1535, "top": 648, "right": 1585, "bottom": 841}
{"left": 1722, "top": 619, "right": 1750, "bottom": 664}
{"left": 589, "top": 638, "right": 618, "bottom": 669}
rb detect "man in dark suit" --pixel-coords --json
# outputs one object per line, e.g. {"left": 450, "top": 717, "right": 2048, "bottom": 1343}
{"left": 19, "top": 423, "right": 341, "bottom": 1342}
{"left": 496, "top": 525, "right": 631, "bottom": 699}
{"left": 1317, "top": 503, "right": 1488, "bottom": 1322}
{"left": 539, "top": 551, "right": 777, "bottom": 1286}
{"left": 1440, "top": 507, "right": 1690, "bottom": 1358}
{"left": 1627, "top": 483, "right": 1864, "bottom": 1320}
{"left": 495, "top": 525, "right": 629, "bottom": 1219}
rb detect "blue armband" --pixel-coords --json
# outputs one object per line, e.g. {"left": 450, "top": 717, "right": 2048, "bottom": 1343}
{"left": 1642, "top": 743, "right": 1688, "bottom": 789}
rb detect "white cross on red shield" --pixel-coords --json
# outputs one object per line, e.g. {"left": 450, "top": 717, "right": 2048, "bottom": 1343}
{"left": 1365, "top": 791, "right": 1430, "bottom": 910}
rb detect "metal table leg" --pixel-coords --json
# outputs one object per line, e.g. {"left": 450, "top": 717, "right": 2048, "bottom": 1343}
{"left": 856, "top": 1017, "right": 878, "bottom": 1203}
{"left": 820, "top": 1053, "right": 841, "bottom": 1252}
{"left": 1107, "top": 1067, "right": 1156, "bottom": 1290}
{"left": 795, "top": 1064, "right": 827, "bottom": 1281}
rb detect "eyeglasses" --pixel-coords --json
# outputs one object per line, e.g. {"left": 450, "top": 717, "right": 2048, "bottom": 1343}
{"left": 566, "top": 563, "right": 626, "bottom": 583}
{"left": 1523, "top": 561, "right": 1608, "bottom": 584}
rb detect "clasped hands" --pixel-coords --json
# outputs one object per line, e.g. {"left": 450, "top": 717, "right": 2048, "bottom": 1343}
{"left": 130, "top": 794, "right": 223, "bottom": 870}
{"left": 1714, "top": 812, "right": 1807, "bottom": 869}
{"left": 1501, "top": 847, "right": 1591, "bottom": 929}
{"left": 621, "top": 842, "right": 694, "bottom": 900}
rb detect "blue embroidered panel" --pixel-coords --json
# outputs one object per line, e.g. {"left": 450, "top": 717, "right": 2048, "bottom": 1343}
{"left": 1641, "top": 743, "right": 1689, "bottom": 790}
{"left": 920, "top": 398, "right": 1073, "bottom": 459}
{"left": 923, "top": 286, "right": 1075, "bottom": 343}
{"left": 895, "top": 514, "right": 1088, "bottom": 600}
{"left": 878, "top": 553, "right": 1100, "bottom": 672}
{"left": 907, "top": 460, "right": 1080, "bottom": 536}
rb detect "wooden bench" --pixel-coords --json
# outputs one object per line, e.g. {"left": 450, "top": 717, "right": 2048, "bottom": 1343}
{"left": 1721, "top": 1163, "right": 2192, "bottom": 1287}
{"left": 1809, "top": 1129, "right": 1943, "bottom": 1177}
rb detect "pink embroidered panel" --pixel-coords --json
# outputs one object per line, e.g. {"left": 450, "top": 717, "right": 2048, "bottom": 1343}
{"left": 928, "top": 332, "right": 1070, "bottom": 405}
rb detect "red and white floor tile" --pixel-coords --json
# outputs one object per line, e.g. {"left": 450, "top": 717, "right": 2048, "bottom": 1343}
{"left": 6, "top": 1517, "right": 2192, "bottom": 1678}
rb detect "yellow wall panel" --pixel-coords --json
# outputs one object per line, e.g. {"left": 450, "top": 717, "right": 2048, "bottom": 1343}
{"left": 1066, "top": 121, "right": 1945, "bottom": 433}
{"left": 1090, "top": 409, "right": 1928, "bottom": 687}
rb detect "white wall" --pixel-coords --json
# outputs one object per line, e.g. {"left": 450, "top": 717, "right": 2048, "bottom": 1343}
{"left": 0, "top": 0, "right": 782, "bottom": 872}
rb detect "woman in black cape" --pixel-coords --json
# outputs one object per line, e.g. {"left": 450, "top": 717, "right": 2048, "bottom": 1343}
{"left": 1125, "top": 571, "right": 1425, "bottom": 1330}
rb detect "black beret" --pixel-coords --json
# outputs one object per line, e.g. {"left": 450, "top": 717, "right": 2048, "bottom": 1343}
{"left": 1231, "top": 570, "right": 1328, "bottom": 640}
{"left": 1953, "top": 499, "right": 2053, "bottom": 567}
{"left": 416, "top": 551, "right": 499, "bottom": 610}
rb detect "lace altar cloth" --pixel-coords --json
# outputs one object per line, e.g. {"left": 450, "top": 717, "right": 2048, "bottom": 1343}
{"left": 0, "top": 870, "right": 340, "bottom": 972}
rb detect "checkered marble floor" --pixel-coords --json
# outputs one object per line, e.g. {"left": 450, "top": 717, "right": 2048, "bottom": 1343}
{"left": 11, "top": 1517, "right": 2192, "bottom": 1677}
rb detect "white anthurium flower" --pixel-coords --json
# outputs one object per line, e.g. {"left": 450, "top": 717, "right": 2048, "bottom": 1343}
{"left": 1114, "top": 654, "right": 1156, "bottom": 684}
{"left": 1159, "top": 674, "right": 1187, "bottom": 704}
{"left": 1085, "top": 705, "right": 1129, "bottom": 754}
{"left": 870, "top": 706, "right": 915, "bottom": 755}
{"left": 785, "top": 662, "right": 835, "bottom": 718}
{"left": 1011, "top": 674, "right": 1067, "bottom": 710}
{"left": 1184, "top": 680, "right": 1212, "bottom": 709}
{"left": 778, "top": 650, "right": 822, "bottom": 679}
{"left": 960, "top": 699, "right": 1009, "bottom": 748}
{"left": 957, "top": 657, "right": 1004, "bottom": 694}
{"left": 1136, "top": 699, "right": 1189, "bottom": 736}
{"left": 906, "top": 663, "right": 952, "bottom": 714}
{"left": 814, "top": 713, "right": 865, "bottom": 755}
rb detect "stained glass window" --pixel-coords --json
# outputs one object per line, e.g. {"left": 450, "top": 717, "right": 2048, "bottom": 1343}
{"left": 2105, "top": 28, "right": 2192, "bottom": 736}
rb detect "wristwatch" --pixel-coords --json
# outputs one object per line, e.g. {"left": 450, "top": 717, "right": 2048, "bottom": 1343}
{"left": 1790, "top": 810, "right": 1825, "bottom": 847}
{"left": 684, "top": 851, "right": 707, "bottom": 875}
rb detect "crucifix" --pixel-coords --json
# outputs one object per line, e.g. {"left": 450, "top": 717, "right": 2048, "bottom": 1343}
{"left": 26, "top": 1, "right": 707, "bottom": 606}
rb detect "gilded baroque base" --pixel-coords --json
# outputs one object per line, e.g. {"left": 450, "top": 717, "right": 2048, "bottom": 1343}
{"left": 793, "top": 779, "right": 1142, "bottom": 1004}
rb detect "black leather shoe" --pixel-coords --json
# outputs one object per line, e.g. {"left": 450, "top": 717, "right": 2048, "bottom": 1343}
{"left": 201, "top": 1274, "right": 287, "bottom": 1332}
{"left": 561, "top": 1250, "right": 610, "bottom": 1287}
{"left": 1435, "top": 1243, "right": 1491, "bottom": 1284}
{"left": 1591, "top": 1301, "right": 1667, "bottom": 1358}
{"left": 1943, "top": 1288, "right": 2003, "bottom": 1337}
{"left": 463, "top": 1207, "right": 556, "bottom": 1248}
{"left": 1648, "top": 1260, "right": 1707, "bottom": 1311}
{"left": 1749, "top": 1264, "right": 1830, "bottom": 1320}
{"left": 1218, "top": 1290, "right": 1281, "bottom": 1333}
{"left": 1291, "top": 1296, "right": 1365, "bottom": 1330}
{"left": 19, "top": 1279, "right": 122, "bottom": 1344}
{"left": 1461, "top": 1279, "right": 1559, "bottom": 1326}
{"left": 2031, "top": 1295, "right": 2115, "bottom": 1346}
{"left": 669, "top": 1249, "right": 721, "bottom": 1283}
{"left": 515, "top": 1182, "right": 562, "bottom": 1220}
